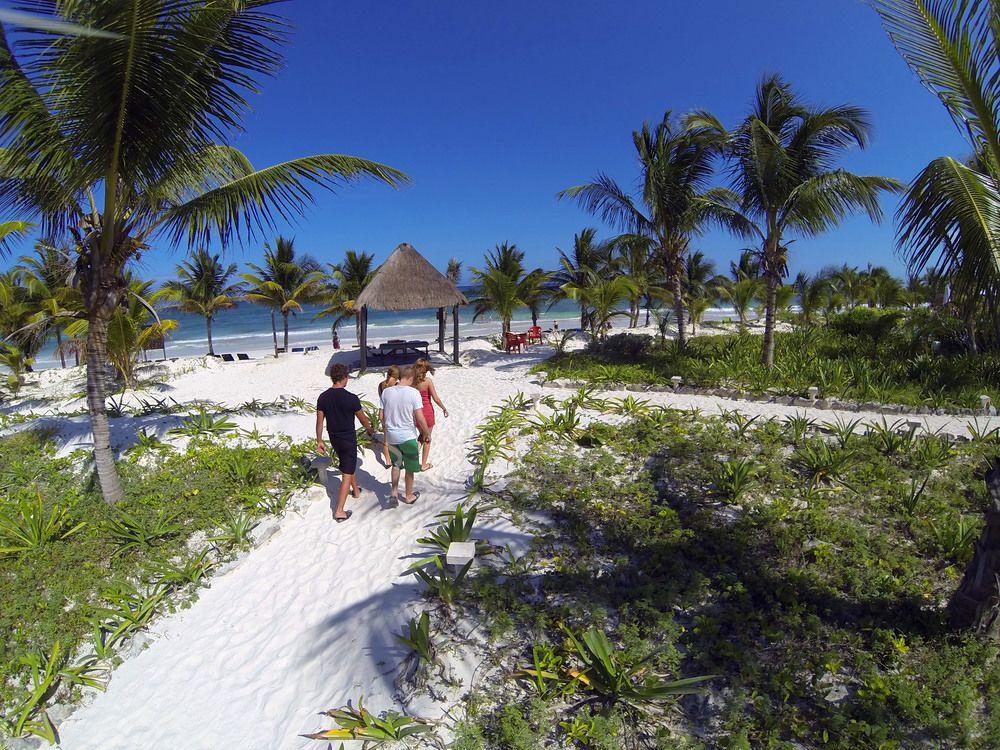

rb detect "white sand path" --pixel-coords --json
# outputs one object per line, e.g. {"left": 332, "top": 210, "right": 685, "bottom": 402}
{"left": 29, "top": 340, "right": 1000, "bottom": 749}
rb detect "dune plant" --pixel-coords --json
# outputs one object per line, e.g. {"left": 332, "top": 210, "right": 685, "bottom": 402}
{"left": 900, "top": 475, "right": 931, "bottom": 519}
{"left": 513, "top": 642, "right": 575, "bottom": 700}
{"left": 783, "top": 412, "right": 818, "bottom": 444}
{"left": 209, "top": 511, "right": 259, "bottom": 550}
{"left": 410, "top": 554, "right": 473, "bottom": 608}
{"left": 395, "top": 611, "right": 440, "bottom": 685}
{"left": 911, "top": 435, "right": 954, "bottom": 471}
{"left": 303, "top": 696, "right": 434, "bottom": 742}
{"left": 2, "top": 642, "right": 62, "bottom": 743}
{"left": 146, "top": 549, "right": 214, "bottom": 590}
{"left": 926, "top": 513, "right": 980, "bottom": 564}
{"left": 106, "top": 508, "right": 181, "bottom": 555}
{"left": 414, "top": 502, "right": 486, "bottom": 559}
{"left": 0, "top": 489, "right": 86, "bottom": 554}
{"left": 866, "top": 419, "right": 917, "bottom": 455}
{"left": 716, "top": 458, "right": 759, "bottom": 502}
{"left": 169, "top": 408, "right": 238, "bottom": 438}
{"left": 562, "top": 626, "right": 713, "bottom": 712}
{"left": 606, "top": 395, "right": 652, "bottom": 417}
{"left": 793, "top": 440, "right": 856, "bottom": 486}
{"left": 824, "top": 416, "right": 864, "bottom": 449}
{"left": 94, "top": 582, "right": 166, "bottom": 646}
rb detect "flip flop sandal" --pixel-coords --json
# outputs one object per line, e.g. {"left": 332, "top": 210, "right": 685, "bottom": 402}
{"left": 334, "top": 510, "right": 353, "bottom": 523}
{"left": 401, "top": 491, "right": 421, "bottom": 505}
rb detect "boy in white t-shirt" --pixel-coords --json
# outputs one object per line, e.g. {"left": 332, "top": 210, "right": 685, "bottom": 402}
{"left": 380, "top": 366, "right": 430, "bottom": 505}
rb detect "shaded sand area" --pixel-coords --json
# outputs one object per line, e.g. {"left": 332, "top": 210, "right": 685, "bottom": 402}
{"left": 3, "top": 338, "right": 997, "bottom": 748}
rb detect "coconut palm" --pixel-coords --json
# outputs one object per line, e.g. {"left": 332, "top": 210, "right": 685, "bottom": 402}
{"left": 0, "top": 4, "right": 407, "bottom": 504}
{"left": 160, "top": 249, "right": 241, "bottom": 356}
{"left": 689, "top": 76, "right": 901, "bottom": 366}
{"left": 550, "top": 228, "right": 613, "bottom": 329}
{"left": 718, "top": 277, "right": 764, "bottom": 330}
{"left": 243, "top": 238, "right": 324, "bottom": 356}
{"left": 559, "top": 113, "right": 745, "bottom": 348}
{"left": 0, "top": 220, "right": 34, "bottom": 253}
{"left": 871, "top": 0, "right": 1000, "bottom": 323}
{"left": 0, "top": 341, "right": 32, "bottom": 396}
{"left": 611, "top": 234, "right": 661, "bottom": 328}
{"left": 682, "top": 251, "right": 723, "bottom": 335}
{"left": 793, "top": 272, "right": 830, "bottom": 326}
{"left": 470, "top": 243, "right": 550, "bottom": 333}
{"left": 315, "top": 249, "right": 375, "bottom": 342}
{"left": 561, "top": 272, "right": 639, "bottom": 340}
{"left": 16, "top": 242, "right": 78, "bottom": 367}
{"left": 833, "top": 266, "right": 866, "bottom": 309}
{"left": 446, "top": 257, "right": 463, "bottom": 330}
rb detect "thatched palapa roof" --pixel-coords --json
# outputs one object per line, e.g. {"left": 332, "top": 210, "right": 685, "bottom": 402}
{"left": 355, "top": 243, "right": 468, "bottom": 311}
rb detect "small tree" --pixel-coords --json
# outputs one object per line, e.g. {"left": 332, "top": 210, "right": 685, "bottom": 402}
{"left": 161, "top": 249, "right": 241, "bottom": 356}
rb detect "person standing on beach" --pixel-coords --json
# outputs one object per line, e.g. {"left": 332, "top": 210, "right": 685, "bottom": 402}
{"left": 316, "top": 363, "right": 376, "bottom": 523}
{"left": 380, "top": 366, "right": 430, "bottom": 505}
{"left": 412, "top": 358, "right": 447, "bottom": 471}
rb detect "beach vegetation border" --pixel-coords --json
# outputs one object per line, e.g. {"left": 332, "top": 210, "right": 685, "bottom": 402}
{"left": 436, "top": 392, "right": 1000, "bottom": 748}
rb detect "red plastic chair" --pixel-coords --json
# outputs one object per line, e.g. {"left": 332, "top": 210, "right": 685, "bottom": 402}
{"left": 526, "top": 325, "right": 542, "bottom": 344}
{"left": 504, "top": 331, "right": 522, "bottom": 353}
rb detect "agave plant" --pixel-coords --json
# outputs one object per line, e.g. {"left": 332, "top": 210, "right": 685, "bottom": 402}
{"left": 146, "top": 549, "right": 214, "bottom": 591}
{"left": 823, "top": 416, "right": 864, "bottom": 449}
{"left": 605, "top": 395, "right": 653, "bottom": 417}
{"left": 410, "top": 554, "right": 472, "bottom": 608}
{"left": 395, "top": 611, "right": 440, "bottom": 684}
{"left": 866, "top": 419, "right": 917, "bottom": 455}
{"left": 209, "top": 511, "right": 259, "bottom": 549}
{"left": 783, "top": 412, "right": 818, "bottom": 444}
{"left": 302, "top": 696, "right": 434, "bottom": 742}
{"left": 793, "top": 440, "right": 856, "bottom": 486}
{"left": 413, "top": 502, "right": 488, "bottom": 562}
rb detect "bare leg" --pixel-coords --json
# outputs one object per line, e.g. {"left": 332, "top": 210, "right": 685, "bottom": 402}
{"left": 390, "top": 466, "right": 400, "bottom": 499}
{"left": 404, "top": 470, "right": 415, "bottom": 503}
{"left": 351, "top": 474, "right": 360, "bottom": 498}
{"left": 421, "top": 428, "right": 434, "bottom": 471}
{"left": 334, "top": 473, "right": 353, "bottom": 520}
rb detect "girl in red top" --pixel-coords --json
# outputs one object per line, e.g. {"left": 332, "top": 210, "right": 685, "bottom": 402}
{"left": 412, "top": 358, "right": 447, "bottom": 471}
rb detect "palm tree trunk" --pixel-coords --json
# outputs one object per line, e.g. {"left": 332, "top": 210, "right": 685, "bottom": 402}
{"left": 761, "top": 273, "right": 778, "bottom": 367}
{"left": 270, "top": 309, "right": 278, "bottom": 357}
{"left": 672, "top": 272, "right": 687, "bottom": 349}
{"left": 283, "top": 311, "right": 290, "bottom": 353}
{"left": 206, "top": 315, "right": 214, "bottom": 356}
{"left": 56, "top": 328, "right": 66, "bottom": 369}
{"left": 86, "top": 311, "right": 125, "bottom": 505}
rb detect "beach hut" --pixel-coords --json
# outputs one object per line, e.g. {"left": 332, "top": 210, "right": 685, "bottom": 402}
{"left": 355, "top": 243, "right": 469, "bottom": 371}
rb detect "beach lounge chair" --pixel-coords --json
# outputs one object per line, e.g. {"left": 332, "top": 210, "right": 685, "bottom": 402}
{"left": 406, "top": 340, "right": 429, "bottom": 356}
{"left": 236, "top": 353, "right": 251, "bottom": 361}
{"left": 292, "top": 347, "right": 304, "bottom": 353}
{"left": 305, "top": 345, "right": 319, "bottom": 353}
{"left": 220, "top": 353, "right": 235, "bottom": 362}
{"left": 526, "top": 325, "right": 542, "bottom": 344}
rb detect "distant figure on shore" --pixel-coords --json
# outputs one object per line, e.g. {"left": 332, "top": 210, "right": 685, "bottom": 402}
{"left": 315, "top": 363, "right": 375, "bottom": 523}
{"left": 380, "top": 366, "right": 430, "bottom": 505}
{"left": 552, "top": 320, "right": 559, "bottom": 332}
{"left": 378, "top": 365, "right": 401, "bottom": 463}
{"left": 413, "top": 358, "right": 448, "bottom": 471}
{"left": 332, "top": 329, "right": 340, "bottom": 350}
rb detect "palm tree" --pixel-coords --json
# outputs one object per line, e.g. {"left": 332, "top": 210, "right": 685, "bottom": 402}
{"left": 161, "top": 249, "right": 241, "bottom": 356}
{"left": 718, "top": 277, "right": 764, "bottom": 330}
{"left": 793, "top": 272, "right": 830, "bottom": 326}
{"left": 833, "top": 266, "right": 865, "bottom": 309}
{"left": 559, "top": 113, "right": 744, "bottom": 348}
{"left": 470, "top": 243, "right": 549, "bottom": 333}
{"left": 315, "top": 249, "right": 375, "bottom": 342}
{"left": 243, "top": 238, "right": 324, "bottom": 356}
{"left": 0, "top": 220, "right": 34, "bottom": 254}
{"left": 17, "top": 242, "right": 78, "bottom": 367}
{"left": 683, "top": 251, "right": 722, "bottom": 335}
{"left": 550, "top": 228, "right": 613, "bottom": 329}
{"left": 0, "top": 5, "right": 407, "bottom": 505}
{"left": 561, "top": 272, "right": 639, "bottom": 340}
{"left": 612, "top": 234, "right": 660, "bottom": 328}
{"left": 446, "top": 257, "right": 463, "bottom": 331}
{"left": 871, "top": 0, "right": 1000, "bottom": 332}
{"left": 689, "top": 76, "right": 901, "bottom": 366}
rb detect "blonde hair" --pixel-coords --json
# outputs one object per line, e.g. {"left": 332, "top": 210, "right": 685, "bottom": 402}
{"left": 378, "top": 365, "right": 401, "bottom": 396}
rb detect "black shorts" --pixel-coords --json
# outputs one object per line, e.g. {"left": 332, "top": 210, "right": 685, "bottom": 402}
{"left": 329, "top": 436, "right": 358, "bottom": 475}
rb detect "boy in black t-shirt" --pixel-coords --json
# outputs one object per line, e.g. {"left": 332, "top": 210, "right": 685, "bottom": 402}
{"left": 315, "top": 363, "right": 376, "bottom": 523}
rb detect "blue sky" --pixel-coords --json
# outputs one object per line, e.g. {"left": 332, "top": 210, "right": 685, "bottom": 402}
{"left": 6, "top": 0, "right": 969, "bottom": 281}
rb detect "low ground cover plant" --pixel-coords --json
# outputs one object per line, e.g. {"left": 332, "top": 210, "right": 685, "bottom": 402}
{"left": 0, "top": 428, "right": 308, "bottom": 742}
{"left": 451, "top": 394, "right": 1000, "bottom": 748}
{"left": 538, "top": 311, "right": 1000, "bottom": 409}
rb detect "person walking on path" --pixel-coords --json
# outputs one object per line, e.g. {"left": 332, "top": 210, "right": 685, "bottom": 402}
{"left": 378, "top": 366, "right": 400, "bottom": 464}
{"left": 412, "top": 358, "right": 448, "bottom": 471}
{"left": 380, "top": 365, "right": 430, "bottom": 505}
{"left": 316, "top": 363, "right": 376, "bottom": 523}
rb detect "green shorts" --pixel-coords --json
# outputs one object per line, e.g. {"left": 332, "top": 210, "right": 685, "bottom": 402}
{"left": 388, "top": 439, "right": 421, "bottom": 473}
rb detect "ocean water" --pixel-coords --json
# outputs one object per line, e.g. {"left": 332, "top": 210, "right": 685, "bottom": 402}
{"left": 29, "top": 299, "right": 746, "bottom": 369}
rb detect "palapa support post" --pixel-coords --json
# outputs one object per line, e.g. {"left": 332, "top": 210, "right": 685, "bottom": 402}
{"left": 453, "top": 304, "right": 459, "bottom": 365}
{"left": 438, "top": 307, "right": 446, "bottom": 353}
{"left": 359, "top": 305, "right": 368, "bottom": 373}
{"left": 948, "top": 458, "right": 1000, "bottom": 638}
